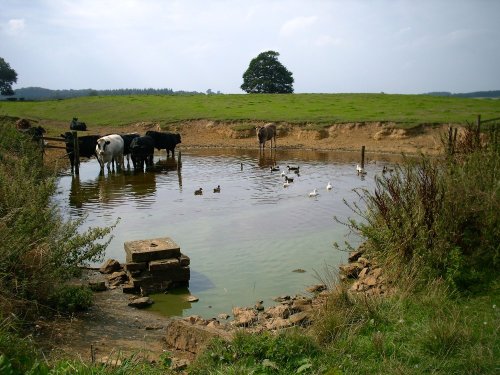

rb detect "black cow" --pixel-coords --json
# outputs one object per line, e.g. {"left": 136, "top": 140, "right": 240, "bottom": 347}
{"left": 70, "top": 117, "right": 87, "bottom": 131}
{"left": 60, "top": 132, "right": 100, "bottom": 172}
{"left": 130, "top": 135, "right": 155, "bottom": 171}
{"left": 145, "top": 130, "right": 181, "bottom": 157}
{"left": 119, "top": 133, "right": 140, "bottom": 166}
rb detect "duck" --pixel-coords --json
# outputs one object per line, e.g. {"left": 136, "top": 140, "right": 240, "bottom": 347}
{"left": 309, "top": 189, "right": 319, "bottom": 197}
{"left": 284, "top": 175, "right": 294, "bottom": 183}
{"left": 194, "top": 188, "right": 203, "bottom": 195}
{"left": 356, "top": 164, "right": 366, "bottom": 175}
{"left": 326, "top": 181, "right": 332, "bottom": 190}
{"left": 213, "top": 185, "right": 221, "bottom": 193}
{"left": 281, "top": 170, "right": 286, "bottom": 177}
{"left": 287, "top": 165, "right": 299, "bottom": 171}
{"left": 270, "top": 165, "right": 279, "bottom": 172}
{"left": 283, "top": 180, "right": 290, "bottom": 188}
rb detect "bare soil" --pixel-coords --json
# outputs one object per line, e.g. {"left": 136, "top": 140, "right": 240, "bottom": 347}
{"left": 36, "top": 120, "right": 449, "bottom": 365}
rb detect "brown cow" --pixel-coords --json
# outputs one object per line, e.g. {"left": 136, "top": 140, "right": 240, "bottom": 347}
{"left": 256, "top": 123, "right": 276, "bottom": 150}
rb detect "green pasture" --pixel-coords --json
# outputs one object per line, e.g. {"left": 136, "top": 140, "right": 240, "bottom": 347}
{"left": 0, "top": 94, "right": 499, "bottom": 129}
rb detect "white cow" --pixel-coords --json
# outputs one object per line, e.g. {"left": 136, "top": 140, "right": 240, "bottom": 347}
{"left": 96, "top": 134, "right": 124, "bottom": 172}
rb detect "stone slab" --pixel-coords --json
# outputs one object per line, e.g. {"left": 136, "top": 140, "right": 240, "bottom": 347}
{"left": 149, "top": 258, "right": 180, "bottom": 271}
{"left": 150, "top": 266, "right": 190, "bottom": 282}
{"left": 125, "top": 262, "right": 148, "bottom": 272}
{"left": 124, "top": 237, "right": 180, "bottom": 263}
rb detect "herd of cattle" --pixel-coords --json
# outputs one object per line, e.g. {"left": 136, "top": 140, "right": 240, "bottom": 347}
{"left": 59, "top": 130, "right": 181, "bottom": 173}
{"left": 16, "top": 118, "right": 279, "bottom": 173}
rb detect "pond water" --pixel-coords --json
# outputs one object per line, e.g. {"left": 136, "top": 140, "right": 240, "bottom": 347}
{"left": 53, "top": 148, "right": 399, "bottom": 319}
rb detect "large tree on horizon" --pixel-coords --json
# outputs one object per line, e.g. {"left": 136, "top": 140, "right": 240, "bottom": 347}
{"left": 241, "top": 51, "right": 294, "bottom": 94}
{"left": 0, "top": 57, "right": 17, "bottom": 96}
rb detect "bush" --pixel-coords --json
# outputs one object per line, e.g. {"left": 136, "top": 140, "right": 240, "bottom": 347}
{"left": 48, "top": 285, "right": 93, "bottom": 313}
{"left": 0, "top": 117, "right": 114, "bottom": 318}
{"left": 342, "top": 125, "right": 499, "bottom": 291}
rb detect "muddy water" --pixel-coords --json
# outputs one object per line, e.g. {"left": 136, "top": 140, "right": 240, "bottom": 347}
{"left": 54, "top": 148, "right": 399, "bottom": 319}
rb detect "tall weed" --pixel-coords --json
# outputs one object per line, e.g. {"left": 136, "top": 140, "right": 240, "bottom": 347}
{"left": 342, "top": 125, "right": 499, "bottom": 291}
{"left": 0, "top": 118, "right": 114, "bottom": 315}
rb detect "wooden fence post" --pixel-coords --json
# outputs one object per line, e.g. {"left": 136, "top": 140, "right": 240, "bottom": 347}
{"left": 476, "top": 114, "right": 481, "bottom": 146}
{"left": 361, "top": 146, "right": 365, "bottom": 169}
{"left": 73, "top": 131, "right": 80, "bottom": 175}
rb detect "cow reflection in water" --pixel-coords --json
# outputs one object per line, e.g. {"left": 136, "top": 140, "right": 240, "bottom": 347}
{"left": 69, "top": 170, "right": 157, "bottom": 208}
{"left": 258, "top": 148, "right": 278, "bottom": 169}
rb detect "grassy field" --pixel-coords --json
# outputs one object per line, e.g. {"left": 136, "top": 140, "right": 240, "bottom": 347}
{"left": 1, "top": 93, "right": 499, "bottom": 128}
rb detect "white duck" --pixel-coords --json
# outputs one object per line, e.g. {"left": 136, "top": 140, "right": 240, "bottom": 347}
{"left": 281, "top": 170, "right": 286, "bottom": 177}
{"left": 326, "top": 181, "right": 332, "bottom": 190}
{"left": 283, "top": 180, "right": 290, "bottom": 188}
{"left": 309, "top": 189, "right": 319, "bottom": 197}
{"left": 356, "top": 164, "right": 366, "bottom": 175}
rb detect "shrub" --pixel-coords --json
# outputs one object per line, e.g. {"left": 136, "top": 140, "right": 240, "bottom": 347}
{"left": 341, "top": 125, "right": 499, "bottom": 291}
{"left": 0, "top": 117, "right": 114, "bottom": 316}
{"left": 48, "top": 285, "right": 93, "bottom": 313}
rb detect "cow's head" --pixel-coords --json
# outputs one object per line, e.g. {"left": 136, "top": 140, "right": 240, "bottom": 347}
{"left": 96, "top": 138, "right": 111, "bottom": 155}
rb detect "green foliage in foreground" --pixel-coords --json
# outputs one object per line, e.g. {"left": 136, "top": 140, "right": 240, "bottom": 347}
{"left": 1, "top": 93, "right": 499, "bottom": 128}
{"left": 188, "top": 283, "right": 498, "bottom": 375}
{"left": 344, "top": 125, "right": 499, "bottom": 292}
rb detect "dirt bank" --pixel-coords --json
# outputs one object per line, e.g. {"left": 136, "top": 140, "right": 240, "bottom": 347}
{"left": 42, "top": 120, "right": 450, "bottom": 169}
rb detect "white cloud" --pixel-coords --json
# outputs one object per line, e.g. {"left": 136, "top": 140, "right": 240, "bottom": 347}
{"left": 315, "top": 35, "right": 342, "bottom": 47}
{"left": 280, "top": 16, "right": 318, "bottom": 37}
{"left": 5, "top": 19, "right": 25, "bottom": 35}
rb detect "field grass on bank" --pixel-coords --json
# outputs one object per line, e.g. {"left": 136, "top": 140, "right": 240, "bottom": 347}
{"left": 1, "top": 93, "right": 499, "bottom": 128}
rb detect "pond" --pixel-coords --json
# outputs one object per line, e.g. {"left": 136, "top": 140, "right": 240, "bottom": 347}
{"left": 53, "top": 147, "right": 399, "bottom": 319}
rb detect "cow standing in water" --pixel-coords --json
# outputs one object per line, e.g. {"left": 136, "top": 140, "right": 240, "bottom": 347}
{"left": 145, "top": 130, "right": 181, "bottom": 157}
{"left": 96, "top": 134, "right": 124, "bottom": 173}
{"left": 256, "top": 123, "right": 277, "bottom": 151}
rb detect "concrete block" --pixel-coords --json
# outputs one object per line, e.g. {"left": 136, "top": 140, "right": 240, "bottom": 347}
{"left": 125, "top": 237, "right": 180, "bottom": 263}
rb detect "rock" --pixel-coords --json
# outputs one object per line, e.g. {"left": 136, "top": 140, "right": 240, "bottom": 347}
{"left": 218, "top": 313, "right": 230, "bottom": 320}
{"left": 273, "top": 295, "right": 291, "bottom": 303}
{"left": 265, "top": 304, "right": 291, "bottom": 319}
{"left": 88, "top": 280, "right": 106, "bottom": 292}
{"left": 292, "top": 268, "right": 306, "bottom": 273}
{"left": 165, "top": 319, "right": 233, "bottom": 354}
{"left": 232, "top": 307, "right": 257, "bottom": 327}
{"left": 305, "top": 284, "right": 326, "bottom": 293}
{"left": 185, "top": 315, "right": 206, "bottom": 325}
{"left": 358, "top": 267, "right": 369, "bottom": 279}
{"left": 291, "top": 298, "right": 313, "bottom": 312}
{"left": 265, "top": 317, "right": 292, "bottom": 330}
{"left": 364, "top": 275, "right": 378, "bottom": 286}
{"left": 357, "top": 257, "right": 371, "bottom": 267}
{"left": 371, "top": 267, "right": 383, "bottom": 279}
{"left": 289, "top": 312, "right": 310, "bottom": 326}
{"left": 107, "top": 271, "right": 128, "bottom": 286}
{"left": 348, "top": 250, "right": 363, "bottom": 262}
{"left": 99, "top": 357, "right": 122, "bottom": 367}
{"left": 187, "top": 295, "right": 199, "bottom": 303}
{"left": 124, "top": 262, "right": 147, "bottom": 272}
{"left": 124, "top": 237, "right": 181, "bottom": 263}
{"left": 179, "top": 254, "right": 190, "bottom": 266}
{"left": 339, "top": 262, "right": 363, "bottom": 278}
{"left": 99, "top": 259, "right": 122, "bottom": 274}
{"left": 128, "top": 296, "right": 154, "bottom": 308}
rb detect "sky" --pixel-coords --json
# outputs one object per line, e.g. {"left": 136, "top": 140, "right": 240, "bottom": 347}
{"left": 1, "top": 0, "right": 500, "bottom": 94}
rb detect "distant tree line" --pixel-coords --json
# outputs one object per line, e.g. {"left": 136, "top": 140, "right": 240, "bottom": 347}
{"left": 1, "top": 86, "right": 207, "bottom": 101}
{"left": 424, "top": 90, "right": 500, "bottom": 98}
